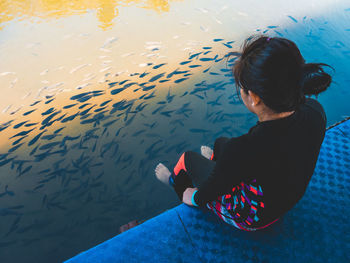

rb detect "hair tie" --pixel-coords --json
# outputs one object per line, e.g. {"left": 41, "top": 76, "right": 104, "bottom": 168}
{"left": 266, "top": 37, "right": 271, "bottom": 42}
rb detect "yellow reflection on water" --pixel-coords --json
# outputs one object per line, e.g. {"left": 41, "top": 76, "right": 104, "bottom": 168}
{"left": 0, "top": 0, "right": 178, "bottom": 30}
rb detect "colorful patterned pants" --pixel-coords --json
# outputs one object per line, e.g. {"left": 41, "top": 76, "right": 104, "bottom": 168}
{"left": 169, "top": 150, "right": 279, "bottom": 231}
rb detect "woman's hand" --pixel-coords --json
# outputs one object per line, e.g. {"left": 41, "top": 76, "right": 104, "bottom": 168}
{"left": 182, "top": 187, "right": 199, "bottom": 206}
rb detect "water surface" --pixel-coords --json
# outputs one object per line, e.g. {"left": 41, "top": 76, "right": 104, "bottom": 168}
{"left": 0, "top": 0, "right": 349, "bottom": 262}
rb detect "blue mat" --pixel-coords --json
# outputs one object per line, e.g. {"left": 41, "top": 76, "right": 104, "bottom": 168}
{"left": 66, "top": 119, "right": 350, "bottom": 263}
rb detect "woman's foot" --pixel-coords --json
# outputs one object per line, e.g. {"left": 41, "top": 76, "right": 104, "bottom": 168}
{"left": 155, "top": 163, "right": 171, "bottom": 185}
{"left": 201, "top": 145, "right": 213, "bottom": 160}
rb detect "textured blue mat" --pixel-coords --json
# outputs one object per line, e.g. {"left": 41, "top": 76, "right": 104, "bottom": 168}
{"left": 66, "top": 119, "right": 350, "bottom": 263}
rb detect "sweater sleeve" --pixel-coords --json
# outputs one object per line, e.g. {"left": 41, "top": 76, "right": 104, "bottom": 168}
{"left": 212, "top": 136, "right": 230, "bottom": 161}
{"left": 194, "top": 135, "right": 250, "bottom": 207}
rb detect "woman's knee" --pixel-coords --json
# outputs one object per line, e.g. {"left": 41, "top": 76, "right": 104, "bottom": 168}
{"left": 183, "top": 150, "right": 197, "bottom": 165}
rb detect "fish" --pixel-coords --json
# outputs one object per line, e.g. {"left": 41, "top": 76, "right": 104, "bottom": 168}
{"left": 61, "top": 112, "right": 80, "bottom": 123}
{"left": 33, "top": 184, "right": 45, "bottom": 191}
{"left": 61, "top": 135, "right": 81, "bottom": 145}
{"left": 41, "top": 111, "right": 61, "bottom": 126}
{"left": 124, "top": 82, "right": 137, "bottom": 88}
{"left": 0, "top": 72, "right": 15, "bottom": 76}
{"left": 143, "top": 91, "right": 156, "bottom": 100}
{"left": 166, "top": 89, "right": 175, "bottom": 103}
{"left": 9, "top": 106, "right": 23, "bottom": 115}
{"left": 39, "top": 142, "right": 60, "bottom": 151}
{"left": 45, "top": 98, "right": 55, "bottom": 104}
{"left": 0, "top": 153, "right": 9, "bottom": 160}
{"left": 108, "top": 82, "right": 118, "bottom": 88}
{"left": 0, "top": 157, "right": 15, "bottom": 167}
{"left": 101, "top": 36, "right": 118, "bottom": 48}
{"left": 213, "top": 38, "right": 224, "bottom": 42}
{"left": 143, "top": 121, "right": 157, "bottom": 129}
{"left": 12, "top": 135, "right": 28, "bottom": 146}
{"left": 142, "top": 85, "right": 156, "bottom": 91}
{"left": 119, "top": 79, "right": 130, "bottom": 86}
{"left": 149, "top": 72, "right": 165, "bottom": 82}
{"left": 174, "top": 70, "right": 190, "bottom": 75}
{"left": 189, "top": 52, "right": 202, "bottom": 60}
{"left": 174, "top": 78, "right": 189, "bottom": 83}
{"left": 180, "top": 91, "right": 188, "bottom": 97}
{"left": 0, "top": 120, "right": 13, "bottom": 131}
{"left": 94, "top": 106, "right": 107, "bottom": 113}
{"left": 139, "top": 72, "right": 150, "bottom": 78}
{"left": 2, "top": 104, "right": 12, "bottom": 113}
{"left": 200, "top": 57, "right": 214, "bottom": 61}
{"left": 189, "top": 65, "right": 201, "bottom": 68}
{"left": 0, "top": 185, "right": 14, "bottom": 197}
{"left": 13, "top": 121, "right": 28, "bottom": 129}
{"left": 152, "top": 105, "right": 166, "bottom": 115}
{"left": 70, "top": 90, "right": 104, "bottom": 102}
{"left": 132, "top": 129, "right": 146, "bottom": 137}
{"left": 70, "top": 63, "right": 90, "bottom": 74}
{"left": 180, "top": 60, "right": 191, "bottom": 65}
{"left": 79, "top": 103, "right": 92, "bottom": 109}
{"left": 103, "top": 119, "right": 118, "bottom": 127}
{"left": 160, "top": 110, "right": 175, "bottom": 117}
{"left": 100, "top": 67, "right": 111, "bottom": 73}
{"left": 80, "top": 106, "right": 95, "bottom": 116}
{"left": 153, "top": 63, "right": 167, "bottom": 69}
{"left": 41, "top": 107, "right": 55, "bottom": 116}
{"left": 54, "top": 127, "right": 65, "bottom": 134}
{"left": 23, "top": 109, "right": 36, "bottom": 116}
{"left": 100, "top": 99, "right": 112, "bottom": 107}
{"left": 29, "top": 144, "right": 40, "bottom": 156}
{"left": 41, "top": 134, "right": 61, "bottom": 140}
{"left": 287, "top": 15, "right": 298, "bottom": 23}
{"left": 111, "top": 88, "right": 125, "bottom": 95}
{"left": 194, "top": 94, "right": 205, "bottom": 100}
{"left": 203, "top": 67, "right": 211, "bottom": 73}
{"left": 200, "top": 25, "right": 209, "bottom": 32}
{"left": 17, "top": 165, "right": 32, "bottom": 177}
{"left": 121, "top": 52, "right": 135, "bottom": 58}
{"left": 30, "top": 100, "right": 41, "bottom": 107}
{"left": 5, "top": 215, "right": 21, "bottom": 236}
{"left": 10, "top": 128, "right": 36, "bottom": 139}
{"left": 63, "top": 103, "right": 78, "bottom": 109}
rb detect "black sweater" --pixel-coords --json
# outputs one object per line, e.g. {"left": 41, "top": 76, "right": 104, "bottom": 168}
{"left": 194, "top": 98, "right": 326, "bottom": 227}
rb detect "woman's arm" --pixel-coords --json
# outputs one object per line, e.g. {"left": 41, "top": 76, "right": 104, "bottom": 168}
{"left": 182, "top": 187, "right": 199, "bottom": 206}
{"left": 212, "top": 137, "right": 230, "bottom": 161}
{"left": 193, "top": 135, "right": 250, "bottom": 207}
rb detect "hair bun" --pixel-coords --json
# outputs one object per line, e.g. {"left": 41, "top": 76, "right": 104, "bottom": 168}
{"left": 300, "top": 63, "right": 333, "bottom": 96}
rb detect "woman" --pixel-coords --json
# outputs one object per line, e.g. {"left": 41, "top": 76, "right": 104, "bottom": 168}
{"left": 155, "top": 35, "right": 332, "bottom": 231}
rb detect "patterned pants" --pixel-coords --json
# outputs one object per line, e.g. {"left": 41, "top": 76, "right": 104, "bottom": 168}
{"left": 169, "top": 150, "right": 279, "bottom": 231}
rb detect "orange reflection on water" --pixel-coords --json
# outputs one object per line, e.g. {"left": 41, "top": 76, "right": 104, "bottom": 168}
{"left": 0, "top": 0, "right": 178, "bottom": 30}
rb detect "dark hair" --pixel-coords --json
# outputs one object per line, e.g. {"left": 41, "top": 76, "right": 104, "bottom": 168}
{"left": 230, "top": 35, "right": 333, "bottom": 113}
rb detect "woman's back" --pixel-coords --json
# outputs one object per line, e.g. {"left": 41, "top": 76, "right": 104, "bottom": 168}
{"left": 155, "top": 35, "right": 333, "bottom": 231}
{"left": 246, "top": 98, "right": 327, "bottom": 225}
